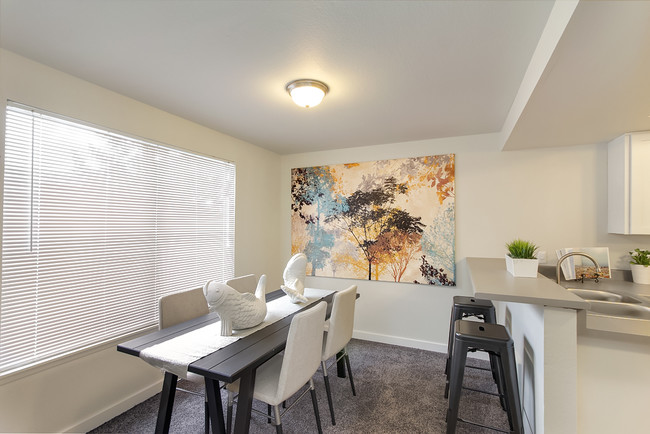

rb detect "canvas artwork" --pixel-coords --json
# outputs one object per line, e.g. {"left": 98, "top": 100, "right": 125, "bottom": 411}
{"left": 290, "top": 154, "right": 455, "bottom": 285}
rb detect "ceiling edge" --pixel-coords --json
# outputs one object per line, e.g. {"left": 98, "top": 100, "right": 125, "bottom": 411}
{"left": 498, "top": 0, "right": 579, "bottom": 152}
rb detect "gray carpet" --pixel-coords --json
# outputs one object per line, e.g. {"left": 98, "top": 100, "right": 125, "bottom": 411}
{"left": 90, "top": 339, "right": 509, "bottom": 433}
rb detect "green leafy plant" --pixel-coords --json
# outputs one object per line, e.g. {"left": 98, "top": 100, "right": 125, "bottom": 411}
{"left": 629, "top": 248, "right": 650, "bottom": 267}
{"left": 506, "top": 238, "right": 538, "bottom": 259}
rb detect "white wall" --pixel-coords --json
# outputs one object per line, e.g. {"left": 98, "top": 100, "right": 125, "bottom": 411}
{"left": 0, "top": 49, "right": 283, "bottom": 433}
{"left": 280, "top": 134, "right": 650, "bottom": 350}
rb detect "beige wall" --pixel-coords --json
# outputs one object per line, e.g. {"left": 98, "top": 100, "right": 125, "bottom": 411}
{"left": 280, "top": 134, "right": 650, "bottom": 350}
{"left": 0, "top": 49, "right": 283, "bottom": 433}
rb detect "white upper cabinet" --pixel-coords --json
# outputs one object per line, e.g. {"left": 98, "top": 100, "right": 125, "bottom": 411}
{"left": 608, "top": 131, "right": 650, "bottom": 234}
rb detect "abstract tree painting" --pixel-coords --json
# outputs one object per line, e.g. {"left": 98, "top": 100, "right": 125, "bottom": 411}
{"left": 290, "top": 154, "right": 455, "bottom": 285}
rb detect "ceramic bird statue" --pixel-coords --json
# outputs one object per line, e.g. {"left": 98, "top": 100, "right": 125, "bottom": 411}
{"left": 281, "top": 253, "right": 309, "bottom": 303}
{"left": 203, "top": 274, "right": 268, "bottom": 336}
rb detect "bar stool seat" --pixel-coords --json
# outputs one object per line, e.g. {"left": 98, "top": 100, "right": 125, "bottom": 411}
{"left": 446, "top": 319, "right": 523, "bottom": 434}
{"left": 444, "top": 296, "right": 499, "bottom": 398}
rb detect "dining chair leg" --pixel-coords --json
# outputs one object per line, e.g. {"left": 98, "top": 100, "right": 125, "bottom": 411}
{"left": 309, "top": 378, "right": 324, "bottom": 434}
{"left": 273, "top": 405, "right": 283, "bottom": 434}
{"left": 267, "top": 404, "right": 272, "bottom": 424}
{"left": 336, "top": 349, "right": 347, "bottom": 378}
{"left": 343, "top": 348, "right": 356, "bottom": 396}
{"left": 321, "top": 361, "right": 336, "bottom": 425}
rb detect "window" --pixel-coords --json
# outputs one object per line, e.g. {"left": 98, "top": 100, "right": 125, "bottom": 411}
{"left": 1, "top": 102, "right": 235, "bottom": 375}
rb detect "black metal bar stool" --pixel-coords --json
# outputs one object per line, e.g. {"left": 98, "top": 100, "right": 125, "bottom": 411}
{"left": 446, "top": 320, "right": 523, "bottom": 434}
{"left": 444, "top": 296, "right": 499, "bottom": 398}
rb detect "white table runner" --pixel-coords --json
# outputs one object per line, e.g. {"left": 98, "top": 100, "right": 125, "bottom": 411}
{"left": 140, "top": 288, "right": 334, "bottom": 379}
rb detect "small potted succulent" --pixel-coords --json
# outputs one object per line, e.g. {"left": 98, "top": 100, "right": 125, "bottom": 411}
{"left": 629, "top": 248, "right": 650, "bottom": 285}
{"left": 505, "top": 238, "right": 539, "bottom": 278}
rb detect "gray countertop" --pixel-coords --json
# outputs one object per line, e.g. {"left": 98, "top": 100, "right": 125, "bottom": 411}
{"left": 466, "top": 257, "right": 590, "bottom": 309}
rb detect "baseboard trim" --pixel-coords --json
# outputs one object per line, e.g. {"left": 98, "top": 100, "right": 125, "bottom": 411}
{"left": 65, "top": 379, "right": 162, "bottom": 433}
{"left": 352, "top": 330, "right": 447, "bottom": 353}
{"left": 352, "top": 330, "right": 489, "bottom": 361}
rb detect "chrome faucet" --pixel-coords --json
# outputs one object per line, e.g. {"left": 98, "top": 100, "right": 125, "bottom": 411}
{"left": 556, "top": 252, "right": 602, "bottom": 284}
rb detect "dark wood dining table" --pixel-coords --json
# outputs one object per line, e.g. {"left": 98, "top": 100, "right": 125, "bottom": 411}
{"left": 117, "top": 289, "right": 338, "bottom": 434}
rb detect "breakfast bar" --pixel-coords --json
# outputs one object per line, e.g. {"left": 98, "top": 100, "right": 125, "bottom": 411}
{"left": 466, "top": 257, "right": 589, "bottom": 434}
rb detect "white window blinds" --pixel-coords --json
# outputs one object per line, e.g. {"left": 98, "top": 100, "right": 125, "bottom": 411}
{"left": 1, "top": 102, "right": 235, "bottom": 374}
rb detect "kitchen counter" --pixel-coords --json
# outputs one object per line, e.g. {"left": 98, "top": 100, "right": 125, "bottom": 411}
{"left": 552, "top": 270, "right": 650, "bottom": 337}
{"left": 465, "top": 257, "right": 650, "bottom": 434}
{"left": 559, "top": 270, "right": 650, "bottom": 433}
{"left": 466, "top": 257, "right": 589, "bottom": 309}
{"left": 466, "top": 257, "right": 583, "bottom": 433}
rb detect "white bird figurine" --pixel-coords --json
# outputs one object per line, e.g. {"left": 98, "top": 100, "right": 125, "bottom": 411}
{"left": 203, "top": 274, "right": 268, "bottom": 336}
{"left": 281, "top": 253, "right": 309, "bottom": 303}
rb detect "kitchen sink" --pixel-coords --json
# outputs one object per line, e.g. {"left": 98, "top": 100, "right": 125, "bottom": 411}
{"left": 567, "top": 288, "right": 642, "bottom": 304}
{"left": 587, "top": 301, "right": 650, "bottom": 320}
{"left": 562, "top": 285, "right": 650, "bottom": 335}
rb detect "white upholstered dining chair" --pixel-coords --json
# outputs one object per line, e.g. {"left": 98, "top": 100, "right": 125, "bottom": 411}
{"left": 226, "top": 301, "right": 327, "bottom": 434}
{"left": 320, "top": 284, "right": 358, "bottom": 425}
{"left": 158, "top": 287, "right": 210, "bottom": 434}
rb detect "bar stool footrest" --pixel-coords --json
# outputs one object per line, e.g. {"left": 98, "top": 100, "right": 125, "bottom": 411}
{"left": 466, "top": 364, "right": 491, "bottom": 371}
{"left": 457, "top": 417, "right": 510, "bottom": 433}
{"left": 461, "top": 385, "right": 501, "bottom": 397}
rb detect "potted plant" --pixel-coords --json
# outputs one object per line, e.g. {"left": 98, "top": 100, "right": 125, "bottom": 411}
{"left": 505, "top": 238, "right": 539, "bottom": 278}
{"left": 629, "top": 248, "right": 650, "bottom": 284}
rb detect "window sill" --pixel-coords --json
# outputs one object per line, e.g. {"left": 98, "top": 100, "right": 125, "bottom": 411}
{"left": 0, "top": 325, "right": 157, "bottom": 386}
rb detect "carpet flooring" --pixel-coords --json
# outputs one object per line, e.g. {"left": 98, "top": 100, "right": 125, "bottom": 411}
{"left": 89, "top": 339, "right": 510, "bottom": 433}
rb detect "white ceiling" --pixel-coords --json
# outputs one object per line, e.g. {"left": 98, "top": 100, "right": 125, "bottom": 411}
{"left": 1, "top": 1, "right": 649, "bottom": 155}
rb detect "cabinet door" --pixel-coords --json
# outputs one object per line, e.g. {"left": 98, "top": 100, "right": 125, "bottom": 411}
{"left": 608, "top": 134, "right": 629, "bottom": 234}
{"left": 629, "top": 132, "right": 650, "bottom": 234}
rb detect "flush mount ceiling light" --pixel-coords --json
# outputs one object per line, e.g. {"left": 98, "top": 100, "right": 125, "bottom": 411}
{"left": 286, "top": 79, "right": 329, "bottom": 108}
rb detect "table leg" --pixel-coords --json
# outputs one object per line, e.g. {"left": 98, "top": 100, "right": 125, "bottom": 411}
{"left": 155, "top": 371, "right": 178, "bottom": 434}
{"left": 205, "top": 378, "right": 226, "bottom": 434}
{"left": 233, "top": 368, "right": 257, "bottom": 434}
{"left": 336, "top": 350, "right": 346, "bottom": 378}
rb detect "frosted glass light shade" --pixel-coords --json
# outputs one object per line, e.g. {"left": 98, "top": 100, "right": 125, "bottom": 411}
{"left": 286, "top": 79, "right": 329, "bottom": 108}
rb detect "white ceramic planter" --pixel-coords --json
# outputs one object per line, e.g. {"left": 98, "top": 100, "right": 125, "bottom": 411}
{"left": 630, "top": 263, "right": 650, "bottom": 284}
{"left": 505, "top": 255, "right": 539, "bottom": 278}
